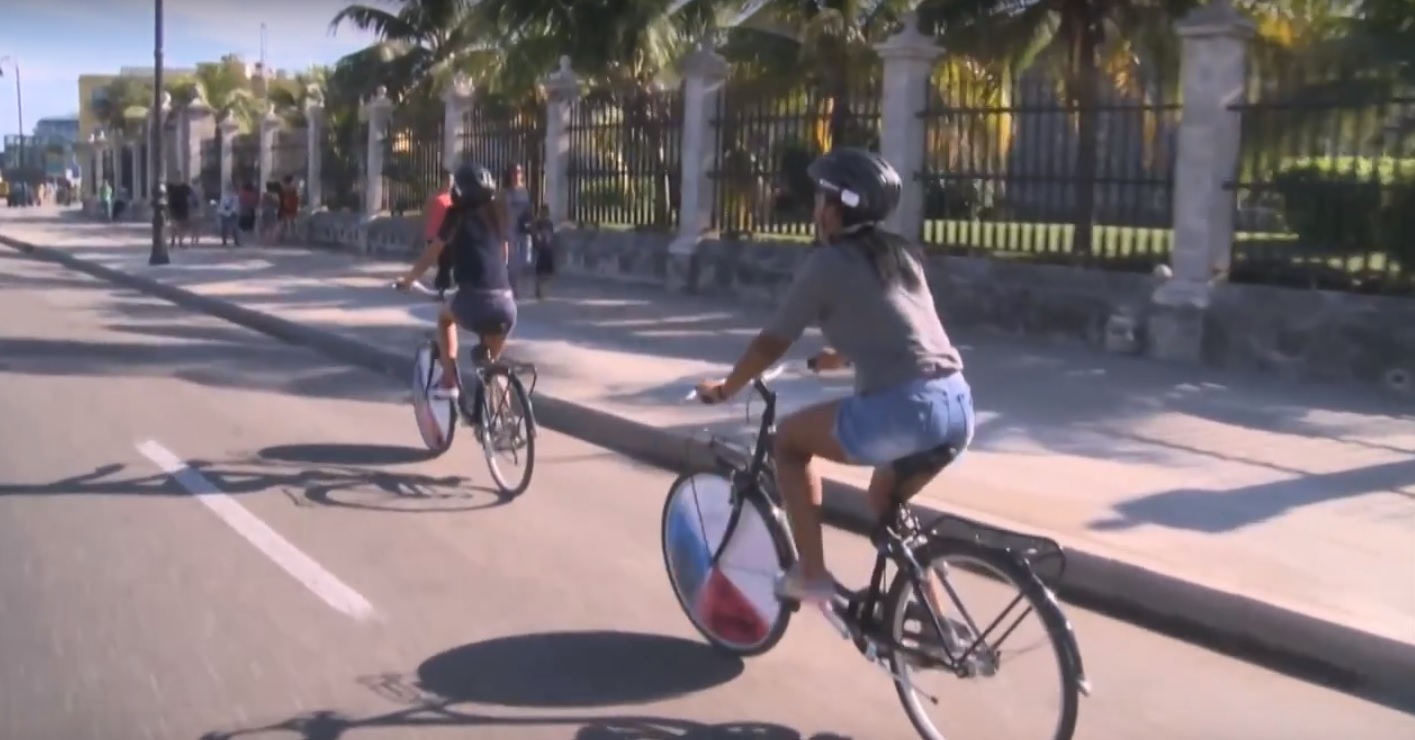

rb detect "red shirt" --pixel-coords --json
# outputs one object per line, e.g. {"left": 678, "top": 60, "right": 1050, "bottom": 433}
{"left": 424, "top": 192, "right": 452, "bottom": 240}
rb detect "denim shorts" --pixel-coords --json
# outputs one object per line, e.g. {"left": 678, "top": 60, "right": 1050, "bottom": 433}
{"left": 450, "top": 288, "right": 517, "bottom": 336}
{"left": 834, "top": 373, "right": 976, "bottom": 467}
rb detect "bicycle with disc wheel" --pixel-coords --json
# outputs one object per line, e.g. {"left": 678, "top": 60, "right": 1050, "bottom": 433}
{"left": 660, "top": 365, "right": 1091, "bottom": 740}
{"left": 395, "top": 281, "right": 538, "bottom": 497}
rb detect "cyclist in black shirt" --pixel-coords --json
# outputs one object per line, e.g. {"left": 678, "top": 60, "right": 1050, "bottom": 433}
{"left": 395, "top": 162, "right": 516, "bottom": 398}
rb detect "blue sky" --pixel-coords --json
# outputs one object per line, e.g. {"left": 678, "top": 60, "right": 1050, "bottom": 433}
{"left": 1, "top": 0, "right": 378, "bottom": 139}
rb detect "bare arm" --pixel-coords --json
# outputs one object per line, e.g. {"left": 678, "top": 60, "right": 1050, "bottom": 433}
{"left": 401, "top": 238, "right": 443, "bottom": 283}
{"left": 721, "top": 250, "right": 835, "bottom": 396}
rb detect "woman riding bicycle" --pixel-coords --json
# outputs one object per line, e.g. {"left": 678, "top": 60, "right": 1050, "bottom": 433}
{"left": 395, "top": 162, "right": 516, "bottom": 400}
{"left": 695, "top": 147, "right": 975, "bottom": 606}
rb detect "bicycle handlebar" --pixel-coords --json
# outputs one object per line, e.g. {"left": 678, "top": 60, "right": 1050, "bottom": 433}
{"left": 683, "top": 363, "right": 789, "bottom": 403}
{"left": 390, "top": 281, "right": 454, "bottom": 301}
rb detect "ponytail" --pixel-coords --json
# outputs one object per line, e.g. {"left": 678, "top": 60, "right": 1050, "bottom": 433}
{"left": 846, "top": 225, "right": 922, "bottom": 290}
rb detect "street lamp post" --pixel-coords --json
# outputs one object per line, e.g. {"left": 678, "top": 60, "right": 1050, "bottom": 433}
{"left": 149, "top": 0, "right": 169, "bottom": 265}
{"left": 0, "top": 57, "right": 26, "bottom": 193}
{"left": 87, "top": 131, "right": 100, "bottom": 204}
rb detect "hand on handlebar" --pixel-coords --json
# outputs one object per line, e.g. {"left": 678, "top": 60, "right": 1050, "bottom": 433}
{"left": 693, "top": 379, "right": 731, "bottom": 405}
{"left": 391, "top": 276, "right": 414, "bottom": 292}
{"left": 689, "top": 365, "right": 788, "bottom": 405}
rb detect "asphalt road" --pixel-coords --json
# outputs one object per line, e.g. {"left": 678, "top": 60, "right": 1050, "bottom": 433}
{"left": 1, "top": 248, "right": 1411, "bottom": 740}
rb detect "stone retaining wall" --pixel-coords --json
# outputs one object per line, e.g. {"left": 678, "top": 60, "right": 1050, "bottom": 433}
{"left": 90, "top": 205, "right": 1413, "bottom": 395}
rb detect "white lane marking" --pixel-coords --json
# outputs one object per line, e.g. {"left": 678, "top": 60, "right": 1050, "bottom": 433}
{"left": 135, "top": 440, "right": 377, "bottom": 622}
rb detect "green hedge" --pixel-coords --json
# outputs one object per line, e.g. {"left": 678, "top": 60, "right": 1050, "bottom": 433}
{"left": 1270, "top": 156, "right": 1415, "bottom": 267}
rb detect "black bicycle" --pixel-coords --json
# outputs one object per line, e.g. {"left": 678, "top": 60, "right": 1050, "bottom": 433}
{"left": 660, "top": 366, "right": 1090, "bottom": 740}
{"left": 397, "top": 281, "right": 538, "bottom": 497}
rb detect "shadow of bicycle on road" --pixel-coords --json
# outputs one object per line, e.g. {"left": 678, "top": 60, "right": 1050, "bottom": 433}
{"left": 201, "top": 630, "right": 852, "bottom": 739}
{"left": 0, "top": 444, "right": 509, "bottom": 514}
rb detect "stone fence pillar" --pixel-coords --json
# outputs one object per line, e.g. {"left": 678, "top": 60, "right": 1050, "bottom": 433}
{"left": 875, "top": 16, "right": 942, "bottom": 239}
{"left": 542, "top": 57, "right": 580, "bottom": 227}
{"left": 217, "top": 116, "right": 239, "bottom": 192}
{"left": 1148, "top": 0, "right": 1254, "bottom": 363}
{"left": 361, "top": 87, "right": 394, "bottom": 216}
{"left": 258, "top": 106, "right": 281, "bottom": 190}
{"left": 442, "top": 75, "right": 474, "bottom": 173}
{"left": 178, "top": 100, "right": 215, "bottom": 187}
{"left": 304, "top": 92, "right": 325, "bottom": 210}
{"left": 667, "top": 45, "right": 728, "bottom": 290}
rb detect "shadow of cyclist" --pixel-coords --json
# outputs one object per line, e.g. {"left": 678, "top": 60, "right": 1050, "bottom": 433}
{"left": 200, "top": 630, "right": 854, "bottom": 739}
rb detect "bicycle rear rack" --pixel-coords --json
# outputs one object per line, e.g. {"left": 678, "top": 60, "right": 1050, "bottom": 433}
{"left": 923, "top": 513, "right": 1068, "bottom": 587}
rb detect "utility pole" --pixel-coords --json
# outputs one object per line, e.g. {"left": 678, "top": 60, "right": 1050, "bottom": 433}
{"left": 149, "top": 0, "right": 170, "bottom": 265}
{"left": 0, "top": 58, "right": 27, "bottom": 191}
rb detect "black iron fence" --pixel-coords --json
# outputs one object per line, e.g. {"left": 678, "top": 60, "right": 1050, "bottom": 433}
{"left": 231, "top": 134, "right": 259, "bottom": 189}
{"left": 117, "top": 146, "right": 136, "bottom": 196}
{"left": 271, "top": 128, "right": 308, "bottom": 188}
{"left": 712, "top": 79, "right": 881, "bottom": 239}
{"left": 199, "top": 136, "right": 221, "bottom": 198}
{"left": 461, "top": 95, "right": 545, "bottom": 211}
{"left": 918, "top": 63, "right": 1178, "bottom": 269}
{"left": 382, "top": 106, "right": 443, "bottom": 215}
{"left": 1228, "top": 55, "right": 1414, "bottom": 295}
{"left": 321, "top": 118, "right": 365, "bottom": 212}
{"left": 566, "top": 85, "right": 683, "bottom": 230}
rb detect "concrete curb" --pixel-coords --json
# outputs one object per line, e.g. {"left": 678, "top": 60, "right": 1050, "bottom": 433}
{"left": 5, "top": 233, "right": 1414, "bottom": 707}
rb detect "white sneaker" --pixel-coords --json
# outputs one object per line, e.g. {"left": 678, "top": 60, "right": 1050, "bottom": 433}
{"left": 774, "top": 564, "right": 836, "bottom": 606}
{"left": 429, "top": 385, "right": 460, "bottom": 401}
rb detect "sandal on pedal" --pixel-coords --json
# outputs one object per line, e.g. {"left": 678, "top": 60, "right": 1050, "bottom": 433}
{"left": 430, "top": 385, "right": 460, "bottom": 401}
{"left": 774, "top": 565, "right": 836, "bottom": 606}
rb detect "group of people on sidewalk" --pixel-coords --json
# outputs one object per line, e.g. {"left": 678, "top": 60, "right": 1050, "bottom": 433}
{"left": 214, "top": 177, "right": 302, "bottom": 248}
{"left": 92, "top": 177, "right": 302, "bottom": 251}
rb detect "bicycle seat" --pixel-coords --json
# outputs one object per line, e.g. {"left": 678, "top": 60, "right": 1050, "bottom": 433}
{"left": 890, "top": 444, "right": 958, "bottom": 480}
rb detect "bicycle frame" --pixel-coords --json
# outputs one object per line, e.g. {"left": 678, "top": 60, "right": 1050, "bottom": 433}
{"left": 702, "top": 373, "right": 1036, "bottom": 678}
{"left": 706, "top": 375, "right": 781, "bottom": 568}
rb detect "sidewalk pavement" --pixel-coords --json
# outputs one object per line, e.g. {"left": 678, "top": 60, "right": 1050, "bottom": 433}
{"left": 3, "top": 210, "right": 1413, "bottom": 702}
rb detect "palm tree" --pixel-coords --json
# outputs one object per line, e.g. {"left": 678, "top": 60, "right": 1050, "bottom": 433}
{"left": 267, "top": 67, "right": 329, "bottom": 127}
{"left": 465, "top": 0, "right": 721, "bottom": 227}
{"left": 166, "top": 56, "right": 262, "bottom": 131}
{"left": 723, "top": 0, "right": 912, "bottom": 149}
{"left": 91, "top": 76, "right": 154, "bottom": 141}
{"left": 917, "top": 0, "right": 1201, "bottom": 254}
{"left": 329, "top": 0, "right": 485, "bottom": 102}
{"left": 308, "top": 58, "right": 375, "bottom": 210}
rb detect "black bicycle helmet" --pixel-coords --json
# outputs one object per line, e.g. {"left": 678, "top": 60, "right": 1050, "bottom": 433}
{"left": 450, "top": 162, "right": 496, "bottom": 208}
{"left": 806, "top": 147, "right": 902, "bottom": 225}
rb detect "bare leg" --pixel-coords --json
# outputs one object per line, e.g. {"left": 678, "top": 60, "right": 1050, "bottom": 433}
{"left": 436, "top": 305, "right": 459, "bottom": 390}
{"left": 774, "top": 401, "right": 850, "bottom": 599}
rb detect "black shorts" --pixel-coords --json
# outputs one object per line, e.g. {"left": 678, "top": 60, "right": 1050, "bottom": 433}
{"left": 450, "top": 288, "right": 516, "bottom": 336}
{"left": 534, "top": 244, "right": 555, "bottom": 277}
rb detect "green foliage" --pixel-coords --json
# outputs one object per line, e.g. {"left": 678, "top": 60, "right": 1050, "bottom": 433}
{"left": 92, "top": 77, "right": 155, "bottom": 139}
{"left": 923, "top": 177, "right": 996, "bottom": 220}
{"left": 775, "top": 139, "right": 817, "bottom": 216}
{"left": 574, "top": 179, "right": 632, "bottom": 216}
{"left": 1270, "top": 156, "right": 1415, "bottom": 266}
